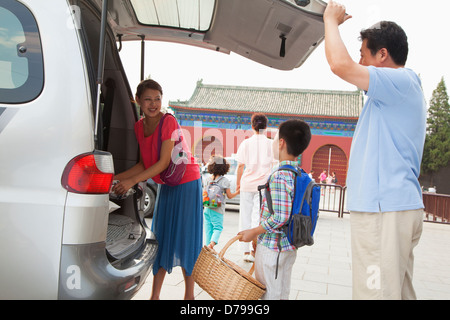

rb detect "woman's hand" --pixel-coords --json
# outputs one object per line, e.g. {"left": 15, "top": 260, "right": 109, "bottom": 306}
{"left": 112, "top": 178, "right": 136, "bottom": 195}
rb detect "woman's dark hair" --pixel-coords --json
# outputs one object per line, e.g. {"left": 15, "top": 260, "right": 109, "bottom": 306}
{"left": 136, "top": 79, "right": 163, "bottom": 98}
{"left": 251, "top": 113, "right": 268, "bottom": 132}
{"left": 359, "top": 21, "right": 408, "bottom": 66}
{"left": 207, "top": 156, "right": 230, "bottom": 176}
{"left": 278, "top": 119, "right": 311, "bottom": 157}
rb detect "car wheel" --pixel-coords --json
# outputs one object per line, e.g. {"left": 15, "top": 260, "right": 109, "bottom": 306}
{"left": 143, "top": 184, "right": 156, "bottom": 218}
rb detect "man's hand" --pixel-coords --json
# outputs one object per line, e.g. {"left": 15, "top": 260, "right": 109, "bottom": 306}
{"left": 324, "top": 0, "right": 369, "bottom": 91}
{"left": 324, "top": 0, "right": 352, "bottom": 26}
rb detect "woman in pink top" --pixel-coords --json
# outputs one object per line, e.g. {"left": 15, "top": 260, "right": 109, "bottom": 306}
{"left": 319, "top": 170, "right": 327, "bottom": 184}
{"left": 113, "top": 79, "right": 202, "bottom": 300}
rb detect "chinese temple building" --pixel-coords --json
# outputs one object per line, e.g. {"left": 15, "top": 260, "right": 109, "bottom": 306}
{"left": 169, "top": 80, "right": 363, "bottom": 185}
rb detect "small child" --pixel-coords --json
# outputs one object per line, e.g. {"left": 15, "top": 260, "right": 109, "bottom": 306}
{"left": 238, "top": 119, "right": 312, "bottom": 300}
{"left": 203, "top": 156, "right": 240, "bottom": 249}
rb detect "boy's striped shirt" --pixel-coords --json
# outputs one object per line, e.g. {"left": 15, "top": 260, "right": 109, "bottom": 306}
{"left": 258, "top": 160, "right": 297, "bottom": 252}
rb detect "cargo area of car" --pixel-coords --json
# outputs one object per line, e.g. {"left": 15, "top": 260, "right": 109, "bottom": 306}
{"left": 74, "top": 0, "right": 157, "bottom": 266}
{"left": 106, "top": 187, "right": 154, "bottom": 263}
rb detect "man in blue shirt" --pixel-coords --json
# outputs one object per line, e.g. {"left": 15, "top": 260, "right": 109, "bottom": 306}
{"left": 324, "top": 1, "right": 426, "bottom": 299}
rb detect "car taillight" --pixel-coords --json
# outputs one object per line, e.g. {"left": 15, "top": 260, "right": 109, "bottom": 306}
{"left": 62, "top": 151, "right": 114, "bottom": 194}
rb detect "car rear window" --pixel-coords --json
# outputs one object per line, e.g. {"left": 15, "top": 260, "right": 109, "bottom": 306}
{"left": 130, "top": 0, "right": 215, "bottom": 31}
{"left": 0, "top": 0, "right": 44, "bottom": 103}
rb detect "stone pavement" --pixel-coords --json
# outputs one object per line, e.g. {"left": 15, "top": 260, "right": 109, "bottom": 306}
{"left": 133, "top": 209, "right": 450, "bottom": 300}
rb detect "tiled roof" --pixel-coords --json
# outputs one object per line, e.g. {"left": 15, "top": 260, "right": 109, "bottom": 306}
{"left": 169, "top": 81, "right": 363, "bottom": 118}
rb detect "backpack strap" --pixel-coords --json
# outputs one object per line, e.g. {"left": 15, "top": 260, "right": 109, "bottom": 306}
{"left": 207, "top": 175, "right": 226, "bottom": 194}
{"left": 215, "top": 175, "right": 225, "bottom": 184}
{"left": 156, "top": 113, "right": 170, "bottom": 158}
{"left": 263, "top": 165, "right": 299, "bottom": 218}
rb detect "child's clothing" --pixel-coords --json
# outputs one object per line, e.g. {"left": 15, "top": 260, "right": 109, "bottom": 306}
{"left": 203, "top": 176, "right": 229, "bottom": 215}
{"left": 258, "top": 160, "right": 297, "bottom": 251}
{"left": 256, "top": 160, "right": 298, "bottom": 299}
{"left": 203, "top": 175, "right": 230, "bottom": 245}
{"left": 203, "top": 207, "right": 224, "bottom": 245}
{"left": 255, "top": 244, "right": 297, "bottom": 300}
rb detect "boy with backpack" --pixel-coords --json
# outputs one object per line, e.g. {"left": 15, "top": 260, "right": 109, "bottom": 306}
{"left": 203, "top": 156, "right": 240, "bottom": 249}
{"left": 238, "top": 119, "right": 314, "bottom": 300}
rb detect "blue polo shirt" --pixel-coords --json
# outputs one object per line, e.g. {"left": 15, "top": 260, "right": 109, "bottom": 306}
{"left": 346, "top": 66, "right": 427, "bottom": 212}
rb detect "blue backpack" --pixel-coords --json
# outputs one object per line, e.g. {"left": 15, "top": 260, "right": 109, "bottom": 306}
{"left": 259, "top": 165, "right": 320, "bottom": 249}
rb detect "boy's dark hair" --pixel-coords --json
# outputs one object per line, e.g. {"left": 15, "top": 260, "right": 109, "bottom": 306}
{"left": 278, "top": 119, "right": 311, "bottom": 157}
{"left": 251, "top": 113, "right": 268, "bottom": 132}
{"left": 136, "top": 79, "right": 163, "bottom": 98}
{"left": 207, "top": 156, "right": 230, "bottom": 176}
{"left": 359, "top": 21, "right": 408, "bottom": 66}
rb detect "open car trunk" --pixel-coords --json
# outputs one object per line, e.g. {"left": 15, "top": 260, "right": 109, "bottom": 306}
{"left": 74, "top": 0, "right": 156, "bottom": 266}
{"left": 96, "top": 0, "right": 326, "bottom": 71}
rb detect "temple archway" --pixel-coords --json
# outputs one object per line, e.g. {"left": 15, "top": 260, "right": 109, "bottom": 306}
{"left": 311, "top": 144, "right": 348, "bottom": 185}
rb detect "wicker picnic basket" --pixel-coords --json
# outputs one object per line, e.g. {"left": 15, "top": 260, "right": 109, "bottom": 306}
{"left": 193, "top": 235, "right": 265, "bottom": 300}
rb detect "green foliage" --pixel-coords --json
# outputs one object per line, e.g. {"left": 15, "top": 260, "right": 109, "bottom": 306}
{"left": 421, "top": 77, "right": 450, "bottom": 175}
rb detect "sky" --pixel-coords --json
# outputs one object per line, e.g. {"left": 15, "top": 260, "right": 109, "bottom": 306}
{"left": 119, "top": 0, "right": 450, "bottom": 110}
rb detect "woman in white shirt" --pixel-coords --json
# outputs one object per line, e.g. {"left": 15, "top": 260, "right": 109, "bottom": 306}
{"left": 236, "top": 113, "right": 276, "bottom": 262}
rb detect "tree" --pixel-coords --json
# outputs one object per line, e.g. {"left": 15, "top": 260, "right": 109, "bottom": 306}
{"left": 421, "top": 77, "right": 450, "bottom": 182}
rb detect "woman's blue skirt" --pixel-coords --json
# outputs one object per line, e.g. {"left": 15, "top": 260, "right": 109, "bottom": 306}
{"left": 151, "top": 178, "right": 203, "bottom": 276}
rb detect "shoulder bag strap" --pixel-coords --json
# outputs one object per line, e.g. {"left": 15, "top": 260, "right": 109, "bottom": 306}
{"left": 158, "top": 113, "right": 185, "bottom": 158}
{"left": 156, "top": 113, "right": 170, "bottom": 158}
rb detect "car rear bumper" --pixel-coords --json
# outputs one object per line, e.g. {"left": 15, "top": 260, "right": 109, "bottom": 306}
{"left": 58, "top": 239, "right": 157, "bottom": 299}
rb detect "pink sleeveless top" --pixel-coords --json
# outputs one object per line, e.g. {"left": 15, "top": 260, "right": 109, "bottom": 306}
{"left": 134, "top": 115, "right": 200, "bottom": 185}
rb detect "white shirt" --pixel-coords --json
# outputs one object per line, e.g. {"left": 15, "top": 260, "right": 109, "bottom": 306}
{"left": 235, "top": 133, "right": 275, "bottom": 192}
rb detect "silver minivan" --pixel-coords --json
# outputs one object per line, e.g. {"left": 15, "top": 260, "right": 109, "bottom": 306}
{"left": 0, "top": 0, "right": 326, "bottom": 299}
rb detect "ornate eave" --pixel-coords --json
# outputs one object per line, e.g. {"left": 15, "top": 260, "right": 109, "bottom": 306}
{"left": 169, "top": 81, "right": 363, "bottom": 137}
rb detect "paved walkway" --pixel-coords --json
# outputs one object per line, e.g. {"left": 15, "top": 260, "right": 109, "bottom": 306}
{"left": 133, "top": 209, "right": 450, "bottom": 300}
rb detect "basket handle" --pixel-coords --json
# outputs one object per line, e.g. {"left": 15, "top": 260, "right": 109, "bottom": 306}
{"left": 248, "top": 263, "right": 255, "bottom": 275}
{"left": 218, "top": 235, "right": 242, "bottom": 259}
{"left": 219, "top": 235, "right": 256, "bottom": 275}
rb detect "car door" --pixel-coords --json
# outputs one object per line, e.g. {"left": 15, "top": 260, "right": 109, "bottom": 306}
{"left": 96, "top": 0, "right": 326, "bottom": 71}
